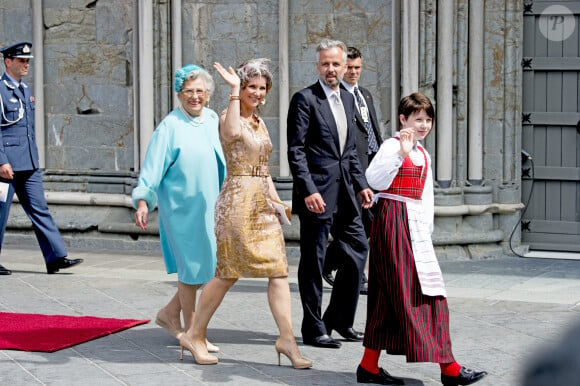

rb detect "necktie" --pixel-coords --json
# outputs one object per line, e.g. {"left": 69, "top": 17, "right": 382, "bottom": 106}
{"left": 332, "top": 93, "right": 347, "bottom": 154}
{"left": 354, "top": 87, "right": 379, "bottom": 153}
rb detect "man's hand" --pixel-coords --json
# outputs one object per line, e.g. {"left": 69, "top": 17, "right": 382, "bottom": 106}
{"left": 359, "top": 188, "right": 374, "bottom": 209}
{"left": 305, "top": 192, "right": 326, "bottom": 214}
{"left": 0, "top": 163, "right": 14, "bottom": 179}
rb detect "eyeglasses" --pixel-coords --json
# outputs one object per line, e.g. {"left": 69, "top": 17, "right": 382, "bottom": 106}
{"left": 180, "top": 88, "right": 207, "bottom": 98}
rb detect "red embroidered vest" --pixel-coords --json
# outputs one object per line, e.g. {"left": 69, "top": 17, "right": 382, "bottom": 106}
{"left": 382, "top": 144, "right": 428, "bottom": 200}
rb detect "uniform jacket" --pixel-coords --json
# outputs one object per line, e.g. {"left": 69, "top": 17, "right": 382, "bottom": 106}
{"left": 0, "top": 73, "right": 39, "bottom": 171}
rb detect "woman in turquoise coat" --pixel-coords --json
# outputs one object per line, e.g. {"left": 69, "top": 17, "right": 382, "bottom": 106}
{"left": 132, "top": 64, "right": 226, "bottom": 352}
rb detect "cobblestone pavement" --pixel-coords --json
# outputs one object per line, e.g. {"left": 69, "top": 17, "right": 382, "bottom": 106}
{"left": 1, "top": 247, "right": 579, "bottom": 385}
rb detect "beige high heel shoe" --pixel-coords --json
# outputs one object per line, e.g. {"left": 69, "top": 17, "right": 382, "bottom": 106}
{"left": 179, "top": 335, "right": 218, "bottom": 365}
{"left": 206, "top": 340, "right": 220, "bottom": 353}
{"left": 155, "top": 309, "right": 182, "bottom": 339}
{"left": 275, "top": 339, "right": 313, "bottom": 369}
{"left": 155, "top": 309, "right": 219, "bottom": 352}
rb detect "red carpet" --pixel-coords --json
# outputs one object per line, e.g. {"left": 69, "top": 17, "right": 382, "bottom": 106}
{"left": 0, "top": 312, "right": 150, "bottom": 352}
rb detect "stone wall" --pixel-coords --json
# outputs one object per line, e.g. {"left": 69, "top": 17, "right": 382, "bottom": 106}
{"left": 0, "top": 1, "right": 526, "bottom": 258}
{"left": 178, "top": 0, "right": 392, "bottom": 176}
{"left": 37, "top": 1, "right": 135, "bottom": 173}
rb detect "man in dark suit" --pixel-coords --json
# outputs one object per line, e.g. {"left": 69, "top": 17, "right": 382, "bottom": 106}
{"left": 322, "top": 46, "right": 383, "bottom": 295}
{"left": 0, "top": 42, "right": 83, "bottom": 275}
{"left": 287, "top": 39, "right": 373, "bottom": 348}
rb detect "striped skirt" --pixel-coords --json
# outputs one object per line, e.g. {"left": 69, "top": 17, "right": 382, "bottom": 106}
{"left": 363, "top": 198, "right": 455, "bottom": 363}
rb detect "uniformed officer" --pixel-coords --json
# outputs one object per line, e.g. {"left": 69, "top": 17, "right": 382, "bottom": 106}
{"left": 0, "top": 41, "right": 83, "bottom": 275}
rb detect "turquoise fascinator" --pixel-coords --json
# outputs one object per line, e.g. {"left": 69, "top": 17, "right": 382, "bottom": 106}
{"left": 174, "top": 64, "right": 202, "bottom": 92}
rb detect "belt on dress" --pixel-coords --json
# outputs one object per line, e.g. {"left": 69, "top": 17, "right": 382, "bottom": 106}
{"left": 229, "top": 165, "right": 270, "bottom": 177}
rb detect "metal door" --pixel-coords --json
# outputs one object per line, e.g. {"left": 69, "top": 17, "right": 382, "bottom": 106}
{"left": 522, "top": 1, "right": 580, "bottom": 251}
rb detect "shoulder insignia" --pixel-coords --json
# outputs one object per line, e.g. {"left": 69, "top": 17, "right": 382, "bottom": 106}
{"left": 2, "top": 79, "right": 15, "bottom": 89}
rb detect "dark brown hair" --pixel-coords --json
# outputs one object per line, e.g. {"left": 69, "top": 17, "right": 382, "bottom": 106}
{"left": 347, "top": 46, "right": 362, "bottom": 60}
{"left": 398, "top": 92, "right": 435, "bottom": 120}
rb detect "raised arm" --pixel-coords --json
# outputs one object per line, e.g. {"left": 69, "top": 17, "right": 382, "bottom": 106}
{"left": 213, "top": 62, "right": 241, "bottom": 141}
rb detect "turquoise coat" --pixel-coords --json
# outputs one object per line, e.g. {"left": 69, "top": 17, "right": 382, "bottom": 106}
{"left": 132, "top": 107, "right": 226, "bottom": 285}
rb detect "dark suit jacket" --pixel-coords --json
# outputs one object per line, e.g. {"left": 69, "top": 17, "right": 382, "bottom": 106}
{"left": 287, "top": 81, "right": 368, "bottom": 219}
{"left": 343, "top": 84, "right": 383, "bottom": 171}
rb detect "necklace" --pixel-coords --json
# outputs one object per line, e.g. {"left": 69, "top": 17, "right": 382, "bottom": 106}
{"left": 179, "top": 105, "right": 205, "bottom": 127}
{"left": 241, "top": 113, "right": 259, "bottom": 130}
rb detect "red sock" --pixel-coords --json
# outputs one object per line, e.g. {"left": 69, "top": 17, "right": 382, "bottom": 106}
{"left": 440, "top": 361, "right": 461, "bottom": 376}
{"left": 360, "top": 348, "right": 381, "bottom": 374}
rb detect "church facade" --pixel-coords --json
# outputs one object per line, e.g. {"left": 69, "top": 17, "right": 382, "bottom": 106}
{"left": 1, "top": 1, "right": 578, "bottom": 257}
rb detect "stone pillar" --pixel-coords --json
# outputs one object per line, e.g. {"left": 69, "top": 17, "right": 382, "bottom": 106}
{"left": 278, "top": 0, "right": 290, "bottom": 176}
{"left": 391, "top": 0, "right": 402, "bottom": 136}
{"left": 503, "top": 0, "right": 523, "bottom": 183}
{"left": 456, "top": 0, "right": 468, "bottom": 183}
{"left": 33, "top": 1, "right": 45, "bottom": 168}
{"left": 402, "top": 0, "right": 419, "bottom": 95}
{"left": 420, "top": 0, "right": 437, "bottom": 155}
{"left": 468, "top": 0, "right": 484, "bottom": 184}
{"left": 138, "top": 0, "right": 155, "bottom": 169}
{"left": 436, "top": 0, "right": 454, "bottom": 187}
{"left": 171, "top": 0, "right": 182, "bottom": 109}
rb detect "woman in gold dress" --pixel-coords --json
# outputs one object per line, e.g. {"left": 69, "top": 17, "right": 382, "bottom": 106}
{"left": 179, "top": 58, "right": 312, "bottom": 369}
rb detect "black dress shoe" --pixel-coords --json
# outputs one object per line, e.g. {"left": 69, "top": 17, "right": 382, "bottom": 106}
{"left": 357, "top": 365, "right": 405, "bottom": 385}
{"left": 330, "top": 327, "right": 364, "bottom": 341}
{"left": 46, "top": 257, "right": 84, "bottom": 274}
{"left": 322, "top": 270, "right": 335, "bottom": 286}
{"left": 441, "top": 367, "right": 487, "bottom": 386}
{"left": 303, "top": 334, "right": 341, "bottom": 348}
{"left": 0, "top": 264, "right": 12, "bottom": 275}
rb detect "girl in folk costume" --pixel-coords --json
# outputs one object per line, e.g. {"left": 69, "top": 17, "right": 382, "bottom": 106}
{"left": 356, "top": 92, "right": 487, "bottom": 386}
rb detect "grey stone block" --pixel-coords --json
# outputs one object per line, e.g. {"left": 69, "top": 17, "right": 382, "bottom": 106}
{"left": 289, "top": 0, "right": 333, "bottom": 13}
{"left": 95, "top": 2, "right": 132, "bottom": 45}
{"left": 44, "top": 8, "right": 96, "bottom": 42}
{"left": 435, "top": 245, "right": 470, "bottom": 260}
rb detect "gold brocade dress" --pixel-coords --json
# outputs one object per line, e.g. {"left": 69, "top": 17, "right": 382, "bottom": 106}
{"left": 214, "top": 113, "right": 289, "bottom": 278}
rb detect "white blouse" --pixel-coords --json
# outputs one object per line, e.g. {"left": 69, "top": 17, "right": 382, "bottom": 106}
{"left": 365, "top": 134, "right": 435, "bottom": 234}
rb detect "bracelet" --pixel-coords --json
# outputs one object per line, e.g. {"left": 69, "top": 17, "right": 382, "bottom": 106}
{"left": 229, "top": 95, "right": 240, "bottom": 101}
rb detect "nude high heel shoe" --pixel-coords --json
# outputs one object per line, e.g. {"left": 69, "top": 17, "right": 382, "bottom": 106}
{"left": 179, "top": 335, "right": 218, "bottom": 365}
{"left": 206, "top": 340, "right": 220, "bottom": 353}
{"left": 275, "top": 339, "right": 313, "bottom": 369}
{"left": 155, "top": 309, "right": 218, "bottom": 352}
{"left": 155, "top": 309, "right": 182, "bottom": 339}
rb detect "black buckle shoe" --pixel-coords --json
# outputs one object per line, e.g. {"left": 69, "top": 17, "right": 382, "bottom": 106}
{"left": 46, "top": 258, "right": 84, "bottom": 274}
{"left": 356, "top": 365, "right": 405, "bottom": 385}
{"left": 441, "top": 367, "right": 487, "bottom": 386}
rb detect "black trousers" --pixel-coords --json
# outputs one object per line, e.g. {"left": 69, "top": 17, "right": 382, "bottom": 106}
{"left": 297, "top": 193, "right": 368, "bottom": 339}
{"left": 324, "top": 152, "right": 376, "bottom": 274}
